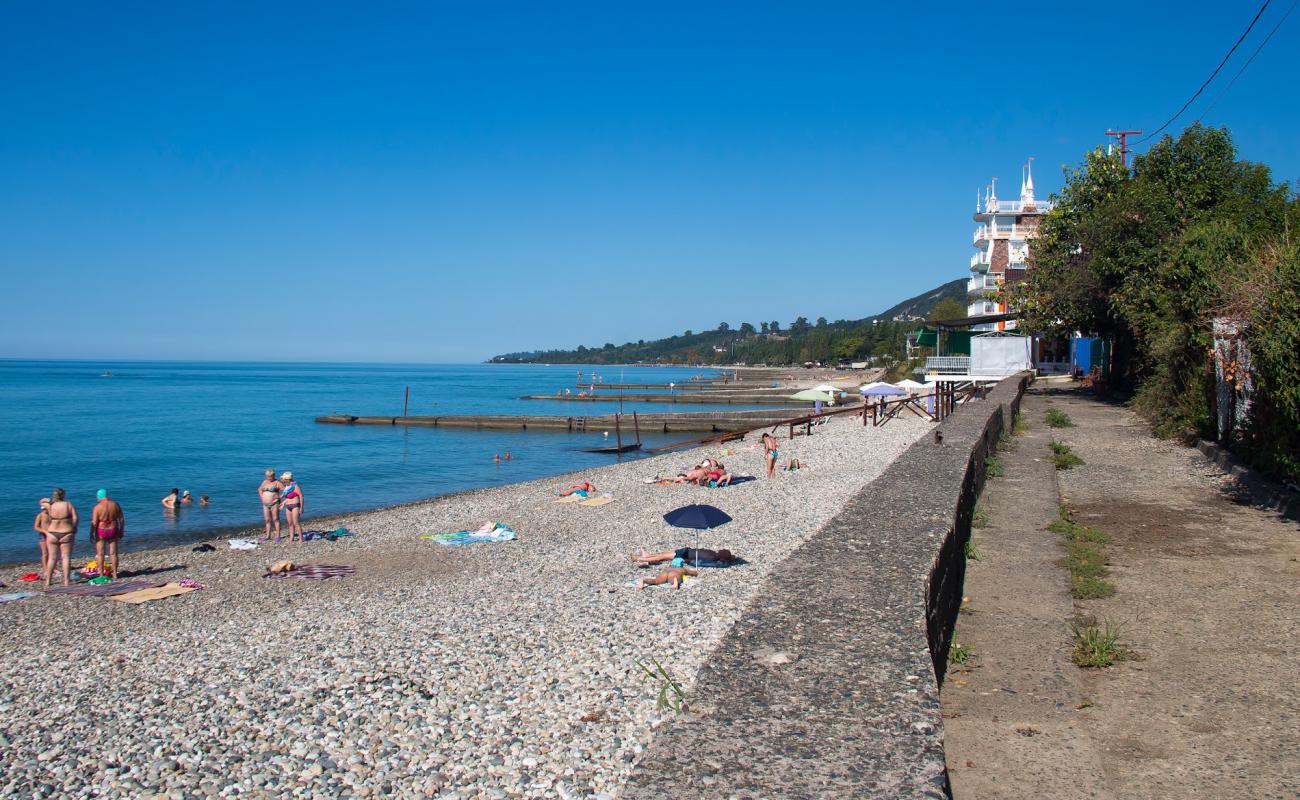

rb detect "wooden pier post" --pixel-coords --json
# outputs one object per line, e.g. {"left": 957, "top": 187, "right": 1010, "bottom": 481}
{"left": 404, "top": 386, "right": 410, "bottom": 417}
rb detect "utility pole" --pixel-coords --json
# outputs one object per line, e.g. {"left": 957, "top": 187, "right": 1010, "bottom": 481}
{"left": 1104, "top": 129, "right": 1142, "bottom": 167}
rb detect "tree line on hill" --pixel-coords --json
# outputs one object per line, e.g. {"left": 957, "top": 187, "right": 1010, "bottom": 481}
{"left": 1010, "top": 123, "right": 1299, "bottom": 484}
{"left": 491, "top": 280, "right": 967, "bottom": 368}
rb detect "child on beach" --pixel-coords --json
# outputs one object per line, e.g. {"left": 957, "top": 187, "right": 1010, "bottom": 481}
{"left": 636, "top": 561, "right": 699, "bottom": 590}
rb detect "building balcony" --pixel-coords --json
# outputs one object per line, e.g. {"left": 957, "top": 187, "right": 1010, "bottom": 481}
{"left": 967, "top": 299, "right": 1000, "bottom": 316}
{"left": 973, "top": 224, "right": 1030, "bottom": 242}
{"left": 967, "top": 275, "right": 1000, "bottom": 295}
{"left": 976, "top": 199, "right": 1055, "bottom": 216}
{"left": 970, "top": 252, "right": 991, "bottom": 269}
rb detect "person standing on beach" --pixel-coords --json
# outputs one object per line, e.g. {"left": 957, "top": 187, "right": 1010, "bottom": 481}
{"left": 42, "top": 488, "right": 78, "bottom": 588}
{"left": 91, "top": 489, "right": 125, "bottom": 578}
{"left": 280, "top": 472, "right": 304, "bottom": 543}
{"left": 762, "top": 432, "right": 780, "bottom": 478}
{"left": 259, "top": 469, "right": 282, "bottom": 541}
{"left": 34, "top": 498, "right": 50, "bottom": 570}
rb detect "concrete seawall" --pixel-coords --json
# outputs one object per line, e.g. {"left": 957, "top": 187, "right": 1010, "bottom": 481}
{"left": 622, "top": 372, "right": 1030, "bottom": 799}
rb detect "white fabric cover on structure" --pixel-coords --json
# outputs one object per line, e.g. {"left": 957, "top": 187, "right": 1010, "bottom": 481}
{"left": 971, "top": 335, "right": 1033, "bottom": 377}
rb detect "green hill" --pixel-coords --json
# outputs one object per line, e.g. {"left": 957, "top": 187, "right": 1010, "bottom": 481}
{"left": 490, "top": 278, "right": 965, "bottom": 366}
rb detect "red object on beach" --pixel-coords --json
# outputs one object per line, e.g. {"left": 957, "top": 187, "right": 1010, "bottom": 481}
{"left": 18, "top": 573, "right": 40, "bottom": 582}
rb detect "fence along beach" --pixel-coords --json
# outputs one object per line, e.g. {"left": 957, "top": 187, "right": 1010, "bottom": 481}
{"left": 0, "top": 380, "right": 932, "bottom": 798}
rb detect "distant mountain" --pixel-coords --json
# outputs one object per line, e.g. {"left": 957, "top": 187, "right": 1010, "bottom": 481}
{"left": 490, "top": 278, "right": 966, "bottom": 366}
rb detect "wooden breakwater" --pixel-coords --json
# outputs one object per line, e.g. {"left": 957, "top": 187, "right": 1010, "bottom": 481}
{"left": 315, "top": 410, "right": 802, "bottom": 434}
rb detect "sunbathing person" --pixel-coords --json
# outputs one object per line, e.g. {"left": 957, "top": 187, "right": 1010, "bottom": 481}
{"left": 636, "top": 562, "right": 699, "bottom": 590}
{"left": 631, "top": 547, "right": 737, "bottom": 567}
{"left": 705, "top": 464, "right": 732, "bottom": 487}
{"left": 671, "top": 466, "right": 710, "bottom": 485}
{"left": 560, "top": 481, "right": 596, "bottom": 497}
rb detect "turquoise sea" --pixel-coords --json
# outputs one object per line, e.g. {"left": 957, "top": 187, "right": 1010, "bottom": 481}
{"left": 0, "top": 361, "right": 740, "bottom": 563}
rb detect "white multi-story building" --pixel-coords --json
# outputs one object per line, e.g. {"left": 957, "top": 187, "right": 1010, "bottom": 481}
{"left": 967, "top": 160, "right": 1053, "bottom": 331}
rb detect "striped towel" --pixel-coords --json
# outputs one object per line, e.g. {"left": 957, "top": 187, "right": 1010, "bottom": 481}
{"left": 269, "top": 564, "right": 356, "bottom": 580}
{"left": 44, "top": 581, "right": 165, "bottom": 598}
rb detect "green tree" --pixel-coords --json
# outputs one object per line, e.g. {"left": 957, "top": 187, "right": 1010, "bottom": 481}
{"left": 928, "top": 298, "right": 967, "bottom": 323}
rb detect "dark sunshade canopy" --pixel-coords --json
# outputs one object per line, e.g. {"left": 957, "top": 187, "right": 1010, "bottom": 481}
{"left": 663, "top": 504, "right": 732, "bottom": 530}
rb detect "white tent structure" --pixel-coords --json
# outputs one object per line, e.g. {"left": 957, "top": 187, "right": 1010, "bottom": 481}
{"left": 971, "top": 333, "right": 1033, "bottom": 377}
{"left": 895, "top": 378, "right": 927, "bottom": 393}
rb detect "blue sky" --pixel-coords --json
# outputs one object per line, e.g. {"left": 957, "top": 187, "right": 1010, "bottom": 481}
{"left": 2, "top": 2, "right": 1297, "bottom": 362}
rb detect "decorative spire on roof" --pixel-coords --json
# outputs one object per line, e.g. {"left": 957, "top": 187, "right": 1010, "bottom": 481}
{"left": 985, "top": 176, "right": 998, "bottom": 213}
{"left": 1021, "top": 157, "right": 1036, "bottom": 209}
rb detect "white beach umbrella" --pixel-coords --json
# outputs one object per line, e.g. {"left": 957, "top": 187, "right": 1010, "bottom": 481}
{"left": 895, "top": 379, "right": 926, "bottom": 390}
{"left": 812, "top": 383, "right": 839, "bottom": 393}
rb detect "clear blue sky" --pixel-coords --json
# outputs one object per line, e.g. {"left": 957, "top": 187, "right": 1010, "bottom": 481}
{"left": 2, "top": 2, "right": 1297, "bottom": 362}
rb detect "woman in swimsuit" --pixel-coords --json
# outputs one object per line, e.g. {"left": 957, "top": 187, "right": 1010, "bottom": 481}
{"left": 279, "top": 472, "right": 304, "bottom": 543}
{"left": 560, "top": 481, "right": 596, "bottom": 498}
{"left": 161, "top": 488, "right": 180, "bottom": 509}
{"left": 43, "top": 488, "right": 78, "bottom": 588}
{"left": 762, "top": 433, "right": 780, "bottom": 478}
{"left": 34, "top": 498, "right": 50, "bottom": 570}
{"left": 259, "top": 469, "right": 282, "bottom": 541}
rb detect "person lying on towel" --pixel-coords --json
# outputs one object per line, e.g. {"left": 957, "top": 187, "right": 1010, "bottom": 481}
{"left": 559, "top": 481, "right": 596, "bottom": 498}
{"left": 630, "top": 547, "right": 739, "bottom": 568}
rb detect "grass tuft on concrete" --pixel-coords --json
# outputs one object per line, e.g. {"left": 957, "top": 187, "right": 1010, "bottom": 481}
{"left": 949, "top": 642, "right": 974, "bottom": 665}
{"left": 1050, "top": 440, "right": 1086, "bottom": 470}
{"left": 965, "top": 538, "right": 982, "bottom": 562}
{"left": 1046, "top": 408, "right": 1075, "bottom": 428}
{"left": 972, "top": 506, "right": 990, "bottom": 529}
{"left": 1012, "top": 412, "right": 1029, "bottom": 435}
{"left": 1053, "top": 506, "right": 1115, "bottom": 599}
{"left": 1071, "top": 618, "right": 1124, "bottom": 668}
{"left": 985, "top": 455, "right": 1003, "bottom": 479}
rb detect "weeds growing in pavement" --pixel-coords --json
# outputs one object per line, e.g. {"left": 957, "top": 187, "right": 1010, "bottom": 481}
{"left": 1052, "top": 507, "right": 1115, "bottom": 599}
{"left": 1071, "top": 618, "right": 1124, "bottom": 668}
{"left": 1046, "top": 408, "right": 1075, "bottom": 428}
{"left": 1012, "top": 412, "right": 1029, "bottom": 435}
{"left": 636, "top": 657, "right": 686, "bottom": 716}
{"left": 985, "top": 455, "right": 1003, "bottom": 478}
{"left": 949, "top": 642, "right": 973, "bottom": 665}
{"left": 997, "top": 432, "right": 1015, "bottom": 452}
{"left": 1050, "top": 441, "right": 1086, "bottom": 470}
{"left": 972, "top": 506, "right": 990, "bottom": 529}
{"left": 965, "top": 538, "right": 982, "bottom": 562}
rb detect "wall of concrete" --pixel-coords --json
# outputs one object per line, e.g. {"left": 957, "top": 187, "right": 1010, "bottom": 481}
{"left": 623, "top": 372, "right": 1031, "bottom": 800}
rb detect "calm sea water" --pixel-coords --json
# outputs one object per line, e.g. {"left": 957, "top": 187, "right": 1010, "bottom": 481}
{"left": 0, "top": 361, "right": 745, "bottom": 562}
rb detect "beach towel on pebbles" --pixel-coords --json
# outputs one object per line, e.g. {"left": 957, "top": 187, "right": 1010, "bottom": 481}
{"left": 424, "top": 523, "right": 516, "bottom": 545}
{"left": 579, "top": 495, "right": 615, "bottom": 507}
{"left": 0, "top": 592, "right": 37, "bottom": 603}
{"left": 109, "top": 583, "right": 198, "bottom": 604}
{"left": 44, "top": 580, "right": 166, "bottom": 598}
{"left": 228, "top": 539, "right": 259, "bottom": 550}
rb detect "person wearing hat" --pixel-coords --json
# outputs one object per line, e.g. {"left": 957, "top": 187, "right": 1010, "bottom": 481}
{"left": 33, "top": 498, "right": 51, "bottom": 570}
{"left": 180, "top": 490, "right": 193, "bottom": 505}
{"left": 91, "top": 489, "right": 125, "bottom": 579}
{"left": 279, "top": 472, "right": 305, "bottom": 543}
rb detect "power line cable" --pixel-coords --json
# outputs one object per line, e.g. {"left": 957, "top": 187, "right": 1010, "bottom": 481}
{"left": 1137, "top": 0, "right": 1273, "bottom": 144}
{"left": 1195, "top": 0, "right": 1300, "bottom": 124}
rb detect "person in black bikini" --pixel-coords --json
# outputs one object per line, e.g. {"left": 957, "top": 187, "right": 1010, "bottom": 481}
{"left": 43, "top": 488, "right": 78, "bottom": 588}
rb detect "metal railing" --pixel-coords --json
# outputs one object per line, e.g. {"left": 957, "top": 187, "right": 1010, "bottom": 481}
{"left": 925, "top": 356, "right": 972, "bottom": 375}
{"left": 983, "top": 199, "right": 1055, "bottom": 214}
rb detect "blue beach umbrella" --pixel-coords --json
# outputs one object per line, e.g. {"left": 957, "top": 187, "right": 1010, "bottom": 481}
{"left": 663, "top": 504, "right": 732, "bottom": 530}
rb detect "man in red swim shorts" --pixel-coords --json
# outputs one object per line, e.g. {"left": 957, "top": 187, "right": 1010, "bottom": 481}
{"left": 91, "top": 489, "right": 125, "bottom": 578}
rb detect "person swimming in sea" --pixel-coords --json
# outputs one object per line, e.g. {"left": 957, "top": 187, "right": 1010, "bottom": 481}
{"left": 161, "top": 488, "right": 181, "bottom": 509}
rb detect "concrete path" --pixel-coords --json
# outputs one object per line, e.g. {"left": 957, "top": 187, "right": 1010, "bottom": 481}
{"left": 944, "top": 379, "right": 1299, "bottom": 800}
{"left": 942, "top": 386, "right": 1115, "bottom": 799}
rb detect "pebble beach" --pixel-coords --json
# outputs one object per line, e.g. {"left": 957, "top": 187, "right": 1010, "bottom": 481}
{"left": 0, "top": 412, "right": 932, "bottom": 799}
